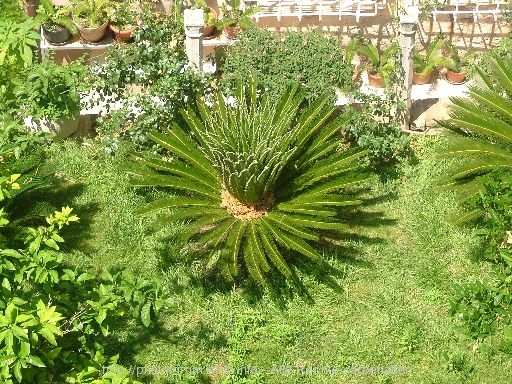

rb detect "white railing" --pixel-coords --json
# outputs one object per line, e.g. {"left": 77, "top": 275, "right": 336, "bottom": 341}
{"left": 414, "top": 0, "right": 510, "bottom": 21}
{"left": 244, "top": 0, "right": 387, "bottom": 22}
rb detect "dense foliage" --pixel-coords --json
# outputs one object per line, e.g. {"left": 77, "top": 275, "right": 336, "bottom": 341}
{"left": 451, "top": 172, "right": 512, "bottom": 344}
{"left": 15, "top": 57, "right": 86, "bottom": 121}
{"left": 89, "top": 8, "right": 210, "bottom": 152}
{"left": 342, "top": 91, "right": 410, "bottom": 166}
{"left": 0, "top": 18, "right": 40, "bottom": 115}
{"left": 219, "top": 28, "right": 354, "bottom": 105}
{"left": 127, "top": 79, "right": 369, "bottom": 285}
{"left": 438, "top": 52, "right": 512, "bottom": 221}
{"left": 0, "top": 120, "right": 168, "bottom": 384}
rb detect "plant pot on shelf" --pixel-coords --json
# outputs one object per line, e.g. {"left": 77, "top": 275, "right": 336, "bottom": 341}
{"left": 42, "top": 23, "right": 71, "bottom": 45}
{"left": 203, "top": 7, "right": 218, "bottom": 38}
{"left": 224, "top": 24, "right": 242, "bottom": 39}
{"left": 74, "top": 20, "right": 109, "bottom": 43}
{"left": 109, "top": 24, "right": 137, "bottom": 42}
{"left": 367, "top": 71, "right": 384, "bottom": 88}
{"left": 445, "top": 69, "right": 466, "bottom": 84}
{"left": 413, "top": 70, "right": 433, "bottom": 85}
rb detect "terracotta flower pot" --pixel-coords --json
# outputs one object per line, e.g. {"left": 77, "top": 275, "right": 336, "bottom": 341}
{"left": 224, "top": 25, "right": 242, "bottom": 40}
{"left": 413, "top": 70, "right": 433, "bottom": 85}
{"left": 109, "top": 24, "right": 137, "bottom": 42}
{"left": 75, "top": 20, "right": 109, "bottom": 43}
{"left": 203, "top": 7, "right": 217, "bottom": 38}
{"left": 42, "top": 24, "right": 71, "bottom": 45}
{"left": 446, "top": 69, "right": 466, "bottom": 84}
{"left": 367, "top": 71, "right": 384, "bottom": 88}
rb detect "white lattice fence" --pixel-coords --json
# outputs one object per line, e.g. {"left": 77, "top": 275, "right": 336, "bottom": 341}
{"left": 244, "top": 0, "right": 388, "bottom": 21}
{"left": 414, "top": 0, "right": 510, "bottom": 21}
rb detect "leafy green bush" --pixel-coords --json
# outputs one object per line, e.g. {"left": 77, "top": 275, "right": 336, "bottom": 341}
{"left": 1, "top": 1, "right": 28, "bottom": 23}
{"left": 0, "top": 19, "right": 40, "bottom": 115}
{"left": 127, "top": 79, "right": 370, "bottom": 286}
{"left": 0, "top": 201, "right": 168, "bottom": 383}
{"left": 15, "top": 57, "right": 87, "bottom": 121}
{"left": 0, "top": 137, "right": 169, "bottom": 382}
{"left": 89, "top": 7, "right": 210, "bottom": 152}
{"left": 219, "top": 28, "right": 354, "bottom": 105}
{"left": 341, "top": 92, "right": 411, "bottom": 166}
{"left": 451, "top": 172, "right": 512, "bottom": 340}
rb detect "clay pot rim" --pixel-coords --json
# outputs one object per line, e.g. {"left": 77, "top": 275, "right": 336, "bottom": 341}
{"left": 109, "top": 24, "right": 138, "bottom": 34}
{"left": 73, "top": 19, "right": 109, "bottom": 32}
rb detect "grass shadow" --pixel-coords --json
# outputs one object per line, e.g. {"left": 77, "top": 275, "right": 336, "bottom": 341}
{"left": 105, "top": 313, "right": 226, "bottom": 384}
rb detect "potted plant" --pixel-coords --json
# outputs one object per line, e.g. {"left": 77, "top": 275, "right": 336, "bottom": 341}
{"left": 413, "top": 35, "right": 450, "bottom": 84}
{"left": 186, "top": 0, "right": 218, "bottom": 38}
{"left": 16, "top": 57, "right": 87, "bottom": 139}
{"left": 36, "top": 0, "right": 77, "bottom": 45}
{"left": 215, "top": 0, "right": 261, "bottom": 39}
{"left": 70, "top": 0, "right": 113, "bottom": 43}
{"left": 443, "top": 41, "right": 474, "bottom": 84}
{"left": 347, "top": 36, "right": 398, "bottom": 88}
{"left": 110, "top": 0, "right": 140, "bottom": 42}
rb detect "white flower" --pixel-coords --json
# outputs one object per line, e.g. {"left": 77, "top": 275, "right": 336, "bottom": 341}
{"left": 226, "top": 96, "right": 237, "bottom": 107}
{"left": 204, "top": 98, "right": 213, "bottom": 108}
{"left": 150, "top": 96, "right": 165, "bottom": 107}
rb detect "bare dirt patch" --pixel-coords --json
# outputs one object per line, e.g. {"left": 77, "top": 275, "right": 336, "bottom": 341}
{"left": 220, "top": 188, "right": 274, "bottom": 220}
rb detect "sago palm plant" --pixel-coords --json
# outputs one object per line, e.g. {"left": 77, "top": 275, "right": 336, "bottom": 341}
{"left": 438, "top": 52, "right": 512, "bottom": 221}
{"left": 127, "top": 79, "right": 370, "bottom": 285}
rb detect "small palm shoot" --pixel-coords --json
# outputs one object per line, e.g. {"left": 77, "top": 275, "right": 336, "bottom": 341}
{"left": 413, "top": 35, "right": 451, "bottom": 76}
{"left": 127, "top": 79, "right": 369, "bottom": 285}
{"left": 438, "top": 52, "right": 512, "bottom": 222}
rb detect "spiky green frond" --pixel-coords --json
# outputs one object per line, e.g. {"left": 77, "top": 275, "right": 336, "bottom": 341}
{"left": 130, "top": 78, "right": 369, "bottom": 285}
{"left": 438, "top": 53, "right": 512, "bottom": 222}
{"left": 414, "top": 36, "right": 451, "bottom": 74}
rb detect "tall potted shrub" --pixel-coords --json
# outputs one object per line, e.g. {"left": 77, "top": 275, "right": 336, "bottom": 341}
{"left": 215, "top": 0, "right": 260, "bottom": 39}
{"left": 70, "top": 0, "right": 112, "bottom": 43}
{"left": 413, "top": 36, "right": 450, "bottom": 84}
{"left": 36, "top": 0, "right": 78, "bottom": 45}
{"left": 186, "top": 0, "right": 218, "bottom": 38}
{"left": 109, "top": 0, "right": 140, "bottom": 42}
{"left": 16, "top": 58, "right": 87, "bottom": 139}
{"left": 444, "top": 41, "right": 475, "bottom": 84}
{"left": 347, "top": 36, "right": 398, "bottom": 88}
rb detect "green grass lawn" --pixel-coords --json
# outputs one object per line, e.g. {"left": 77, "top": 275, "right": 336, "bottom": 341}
{"left": 43, "top": 135, "right": 510, "bottom": 384}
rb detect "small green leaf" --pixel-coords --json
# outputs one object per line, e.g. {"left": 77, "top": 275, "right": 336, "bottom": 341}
{"left": 27, "top": 355, "right": 46, "bottom": 367}
{"left": 140, "top": 302, "right": 151, "bottom": 327}
{"left": 13, "top": 361, "right": 22, "bottom": 382}
{"left": 95, "top": 309, "right": 107, "bottom": 326}
{"left": 76, "top": 272, "right": 94, "bottom": 283}
{"left": 11, "top": 325, "right": 28, "bottom": 342}
{"left": 44, "top": 238, "right": 59, "bottom": 250}
{"left": 19, "top": 340, "right": 30, "bottom": 359}
{"left": 39, "top": 327, "right": 57, "bottom": 346}
{"left": 2, "top": 278, "right": 11, "bottom": 292}
{"left": 46, "top": 347, "right": 62, "bottom": 362}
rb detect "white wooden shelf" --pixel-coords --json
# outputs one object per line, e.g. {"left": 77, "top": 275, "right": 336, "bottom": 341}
{"left": 40, "top": 28, "right": 113, "bottom": 59}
